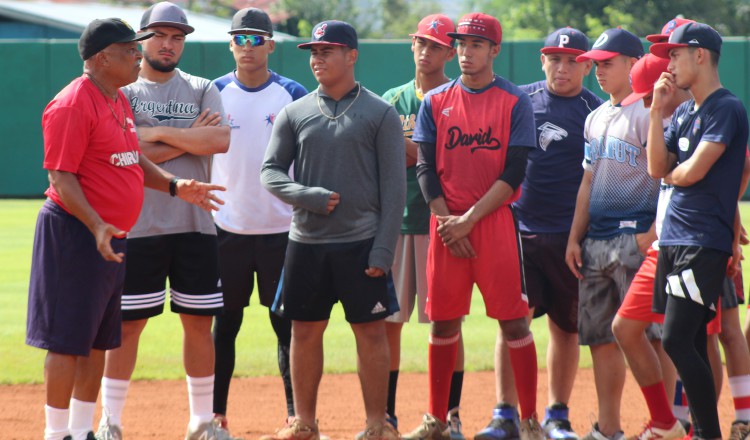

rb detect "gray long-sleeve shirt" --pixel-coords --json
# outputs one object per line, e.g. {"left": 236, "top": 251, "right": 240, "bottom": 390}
{"left": 261, "top": 84, "right": 406, "bottom": 271}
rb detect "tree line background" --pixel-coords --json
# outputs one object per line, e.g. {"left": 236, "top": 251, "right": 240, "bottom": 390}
{"left": 181, "top": 0, "right": 750, "bottom": 40}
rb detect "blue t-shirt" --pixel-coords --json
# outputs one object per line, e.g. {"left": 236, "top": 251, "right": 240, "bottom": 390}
{"left": 513, "top": 81, "right": 603, "bottom": 233}
{"left": 660, "top": 88, "right": 749, "bottom": 254}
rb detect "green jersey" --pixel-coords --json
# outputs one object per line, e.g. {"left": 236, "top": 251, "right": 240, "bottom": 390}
{"left": 382, "top": 80, "right": 430, "bottom": 234}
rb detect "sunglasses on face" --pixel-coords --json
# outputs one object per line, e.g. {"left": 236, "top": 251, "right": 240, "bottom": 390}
{"left": 232, "top": 34, "right": 268, "bottom": 47}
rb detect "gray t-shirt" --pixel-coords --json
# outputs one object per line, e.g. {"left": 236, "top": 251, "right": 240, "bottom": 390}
{"left": 123, "top": 69, "right": 227, "bottom": 238}
{"left": 261, "top": 84, "right": 406, "bottom": 271}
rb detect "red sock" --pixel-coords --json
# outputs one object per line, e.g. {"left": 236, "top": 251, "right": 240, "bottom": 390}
{"left": 428, "top": 333, "right": 459, "bottom": 422}
{"left": 641, "top": 382, "right": 676, "bottom": 427}
{"left": 507, "top": 333, "right": 537, "bottom": 419}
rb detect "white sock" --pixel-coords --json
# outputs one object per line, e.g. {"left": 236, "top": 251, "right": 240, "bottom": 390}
{"left": 729, "top": 375, "right": 750, "bottom": 421}
{"left": 68, "top": 398, "right": 96, "bottom": 440}
{"left": 187, "top": 375, "right": 214, "bottom": 430}
{"left": 45, "top": 405, "right": 70, "bottom": 440}
{"left": 100, "top": 377, "right": 130, "bottom": 427}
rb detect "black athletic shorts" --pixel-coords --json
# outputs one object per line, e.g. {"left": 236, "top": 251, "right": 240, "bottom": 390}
{"left": 278, "top": 238, "right": 395, "bottom": 323}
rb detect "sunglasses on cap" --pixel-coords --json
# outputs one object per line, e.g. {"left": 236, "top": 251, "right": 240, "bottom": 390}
{"left": 232, "top": 34, "right": 268, "bottom": 47}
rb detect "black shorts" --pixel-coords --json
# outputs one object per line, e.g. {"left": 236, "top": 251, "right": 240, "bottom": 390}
{"left": 653, "top": 245, "right": 729, "bottom": 322}
{"left": 122, "top": 233, "right": 223, "bottom": 320}
{"left": 521, "top": 232, "right": 579, "bottom": 333}
{"left": 217, "top": 227, "right": 288, "bottom": 310}
{"left": 278, "top": 238, "right": 394, "bottom": 323}
{"left": 26, "top": 200, "right": 125, "bottom": 356}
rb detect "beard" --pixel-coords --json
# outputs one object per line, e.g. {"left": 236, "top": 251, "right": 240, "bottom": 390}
{"left": 144, "top": 53, "right": 179, "bottom": 73}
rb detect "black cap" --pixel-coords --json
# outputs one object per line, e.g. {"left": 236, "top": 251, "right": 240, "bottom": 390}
{"left": 140, "top": 1, "right": 194, "bottom": 35}
{"left": 230, "top": 8, "right": 273, "bottom": 36}
{"left": 298, "top": 20, "right": 358, "bottom": 50}
{"left": 650, "top": 22, "right": 723, "bottom": 58}
{"left": 78, "top": 18, "right": 154, "bottom": 61}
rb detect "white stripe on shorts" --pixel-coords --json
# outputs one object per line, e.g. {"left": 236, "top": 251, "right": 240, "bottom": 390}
{"left": 667, "top": 274, "right": 686, "bottom": 299}
{"left": 121, "top": 290, "right": 166, "bottom": 310}
{"left": 681, "top": 268, "right": 704, "bottom": 305}
{"left": 170, "top": 289, "right": 224, "bottom": 309}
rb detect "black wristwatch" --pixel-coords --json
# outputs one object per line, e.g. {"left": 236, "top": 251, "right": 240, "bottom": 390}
{"left": 169, "top": 177, "right": 180, "bottom": 197}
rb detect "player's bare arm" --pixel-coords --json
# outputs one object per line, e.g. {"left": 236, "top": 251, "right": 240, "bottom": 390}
{"left": 565, "top": 170, "right": 592, "bottom": 280}
{"left": 635, "top": 222, "right": 657, "bottom": 256}
{"left": 138, "top": 154, "right": 225, "bottom": 212}
{"left": 405, "top": 137, "right": 419, "bottom": 167}
{"left": 669, "top": 140, "right": 726, "bottom": 186}
{"left": 138, "top": 140, "right": 185, "bottom": 164}
{"left": 137, "top": 123, "right": 229, "bottom": 155}
{"left": 647, "top": 72, "right": 679, "bottom": 178}
{"left": 47, "top": 170, "right": 125, "bottom": 263}
{"left": 429, "top": 196, "right": 476, "bottom": 259}
{"left": 436, "top": 179, "right": 513, "bottom": 245}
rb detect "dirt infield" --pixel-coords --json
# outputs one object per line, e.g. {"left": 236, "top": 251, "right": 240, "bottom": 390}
{"left": 1, "top": 369, "right": 735, "bottom": 440}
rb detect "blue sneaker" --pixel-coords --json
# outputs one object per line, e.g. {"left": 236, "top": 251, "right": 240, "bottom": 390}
{"left": 542, "top": 404, "right": 578, "bottom": 440}
{"left": 474, "top": 403, "right": 520, "bottom": 440}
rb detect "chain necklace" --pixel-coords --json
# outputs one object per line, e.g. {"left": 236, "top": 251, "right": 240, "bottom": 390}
{"left": 317, "top": 83, "right": 361, "bottom": 120}
{"left": 86, "top": 73, "right": 128, "bottom": 132}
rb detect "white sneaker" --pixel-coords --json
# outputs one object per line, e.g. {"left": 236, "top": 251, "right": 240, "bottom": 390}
{"left": 627, "top": 420, "right": 686, "bottom": 440}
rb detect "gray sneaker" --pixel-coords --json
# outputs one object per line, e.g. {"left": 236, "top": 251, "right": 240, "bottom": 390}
{"left": 447, "top": 408, "right": 466, "bottom": 440}
{"left": 401, "top": 414, "right": 450, "bottom": 440}
{"left": 580, "top": 424, "right": 624, "bottom": 440}
{"left": 186, "top": 418, "right": 243, "bottom": 440}
{"left": 95, "top": 422, "right": 122, "bottom": 440}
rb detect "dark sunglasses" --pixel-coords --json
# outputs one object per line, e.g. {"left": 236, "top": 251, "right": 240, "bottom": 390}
{"left": 232, "top": 34, "right": 268, "bottom": 47}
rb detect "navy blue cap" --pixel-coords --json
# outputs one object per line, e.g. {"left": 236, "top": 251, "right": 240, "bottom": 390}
{"left": 298, "top": 20, "right": 358, "bottom": 50}
{"left": 541, "top": 27, "right": 589, "bottom": 55}
{"left": 650, "top": 22, "right": 722, "bottom": 58}
{"left": 576, "top": 28, "right": 643, "bottom": 61}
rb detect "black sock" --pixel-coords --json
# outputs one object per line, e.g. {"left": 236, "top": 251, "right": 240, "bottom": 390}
{"left": 448, "top": 370, "right": 464, "bottom": 417}
{"left": 212, "top": 308, "right": 244, "bottom": 415}
{"left": 387, "top": 370, "right": 399, "bottom": 418}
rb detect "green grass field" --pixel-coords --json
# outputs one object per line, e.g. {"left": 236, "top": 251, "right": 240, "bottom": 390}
{"left": 1, "top": 199, "right": 748, "bottom": 384}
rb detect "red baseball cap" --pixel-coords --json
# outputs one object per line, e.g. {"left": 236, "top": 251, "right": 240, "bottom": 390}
{"left": 410, "top": 14, "right": 455, "bottom": 48}
{"left": 646, "top": 18, "right": 695, "bottom": 43}
{"left": 621, "top": 54, "right": 670, "bottom": 106}
{"left": 447, "top": 13, "right": 502, "bottom": 46}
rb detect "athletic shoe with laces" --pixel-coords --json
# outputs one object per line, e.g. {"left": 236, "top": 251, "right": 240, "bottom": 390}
{"left": 94, "top": 421, "right": 122, "bottom": 440}
{"left": 728, "top": 420, "right": 749, "bottom": 440}
{"left": 260, "top": 418, "right": 321, "bottom": 440}
{"left": 580, "top": 423, "right": 624, "bottom": 440}
{"left": 363, "top": 420, "right": 400, "bottom": 440}
{"left": 186, "top": 417, "right": 243, "bottom": 440}
{"left": 627, "top": 420, "right": 686, "bottom": 440}
{"left": 401, "top": 413, "right": 450, "bottom": 440}
{"left": 520, "top": 417, "right": 546, "bottom": 440}
{"left": 448, "top": 408, "right": 466, "bottom": 440}
{"left": 355, "top": 414, "right": 398, "bottom": 440}
{"left": 542, "top": 404, "right": 578, "bottom": 440}
{"left": 474, "top": 403, "right": 520, "bottom": 440}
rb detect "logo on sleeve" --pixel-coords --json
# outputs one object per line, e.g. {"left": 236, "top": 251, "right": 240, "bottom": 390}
{"left": 538, "top": 122, "right": 568, "bottom": 151}
{"left": 692, "top": 116, "right": 701, "bottom": 136}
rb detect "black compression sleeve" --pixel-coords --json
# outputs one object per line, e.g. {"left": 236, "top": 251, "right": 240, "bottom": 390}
{"left": 499, "top": 147, "right": 530, "bottom": 190}
{"left": 416, "top": 141, "right": 444, "bottom": 203}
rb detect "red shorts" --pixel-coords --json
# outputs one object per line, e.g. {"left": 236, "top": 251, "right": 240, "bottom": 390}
{"left": 425, "top": 206, "right": 528, "bottom": 321}
{"left": 618, "top": 247, "right": 721, "bottom": 334}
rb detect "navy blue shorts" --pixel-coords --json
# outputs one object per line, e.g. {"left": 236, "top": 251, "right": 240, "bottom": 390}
{"left": 122, "top": 233, "right": 223, "bottom": 320}
{"left": 277, "top": 238, "right": 397, "bottom": 323}
{"left": 26, "top": 200, "right": 126, "bottom": 356}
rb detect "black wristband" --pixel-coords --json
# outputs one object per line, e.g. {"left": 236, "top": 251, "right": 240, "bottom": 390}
{"left": 169, "top": 177, "right": 180, "bottom": 197}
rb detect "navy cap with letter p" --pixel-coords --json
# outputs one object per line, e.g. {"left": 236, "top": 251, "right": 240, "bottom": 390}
{"left": 576, "top": 28, "right": 643, "bottom": 62}
{"left": 298, "top": 20, "right": 358, "bottom": 50}
{"left": 650, "top": 22, "right": 722, "bottom": 58}
{"left": 541, "top": 27, "right": 589, "bottom": 55}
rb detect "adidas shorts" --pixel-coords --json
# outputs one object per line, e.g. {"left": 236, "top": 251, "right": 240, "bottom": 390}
{"left": 653, "top": 245, "right": 729, "bottom": 324}
{"left": 122, "top": 232, "right": 223, "bottom": 320}
{"left": 278, "top": 238, "right": 396, "bottom": 323}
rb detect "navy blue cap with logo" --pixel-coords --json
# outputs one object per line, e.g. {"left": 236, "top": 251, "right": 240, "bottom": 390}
{"left": 650, "top": 22, "right": 722, "bottom": 59}
{"left": 541, "top": 27, "right": 589, "bottom": 55}
{"left": 575, "top": 28, "right": 643, "bottom": 62}
{"left": 298, "top": 20, "right": 358, "bottom": 50}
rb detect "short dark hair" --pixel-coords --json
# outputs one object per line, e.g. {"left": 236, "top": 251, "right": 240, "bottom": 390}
{"left": 688, "top": 46, "right": 720, "bottom": 66}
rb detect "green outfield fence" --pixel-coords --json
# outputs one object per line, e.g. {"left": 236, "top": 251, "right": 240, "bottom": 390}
{"left": 2, "top": 38, "right": 750, "bottom": 198}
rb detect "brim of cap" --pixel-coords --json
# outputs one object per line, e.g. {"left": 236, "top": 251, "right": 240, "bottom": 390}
{"left": 143, "top": 21, "right": 194, "bottom": 34}
{"left": 446, "top": 32, "right": 498, "bottom": 45}
{"left": 575, "top": 49, "right": 621, "bottom": 62}
{"left": 650, "top": 42, "right": 687, "bottom": 58}
{"left": 540, "top": 47, "right": 585, "bottom": 55}
{"left": 645, "top": 33, "right": 669, "bottom": 43}
{"left": 116, "top": 30, "right": 154, "bottom": 45}
{"left": 297, "top": 41, "right": 350, "bottom": 49}
{"left": 621, "top": 90, "right": 649, "bottom": 107}
{"left": 409, "top": 32, "right": 453, "bottom": 48}
{"left": 229, "top": 27, "right": 272, "bottom": 36}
